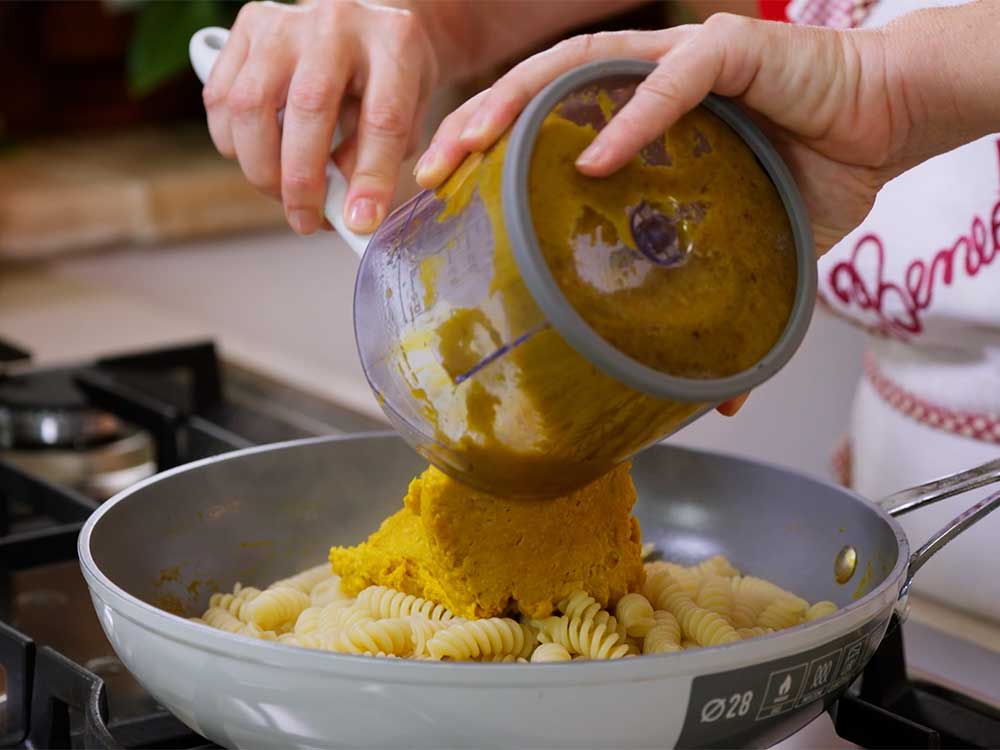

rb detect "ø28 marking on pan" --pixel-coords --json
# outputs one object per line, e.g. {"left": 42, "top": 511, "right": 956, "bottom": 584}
{"left": 675, "top": 616, "right": 891, "bottom": 749}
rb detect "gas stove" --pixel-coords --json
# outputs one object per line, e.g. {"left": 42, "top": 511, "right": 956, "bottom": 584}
{"left": 0, "top": 340, "right": 997, "bottom": 749}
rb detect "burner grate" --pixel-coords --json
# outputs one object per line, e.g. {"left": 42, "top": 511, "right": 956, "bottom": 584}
{"left": 835, "top": 616, "right": 1000, "bottom": 748}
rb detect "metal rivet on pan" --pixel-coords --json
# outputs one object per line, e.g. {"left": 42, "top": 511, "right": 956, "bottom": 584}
{"left": 835, "top": 545, "right": 858, "bottom": 584}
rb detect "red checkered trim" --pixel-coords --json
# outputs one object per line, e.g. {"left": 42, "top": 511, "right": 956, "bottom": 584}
{"left": 864, "top": 352, "right": 1000, "bottom": 444}
{"left": 786, "top": 0, "right": 874, "bottom": 27}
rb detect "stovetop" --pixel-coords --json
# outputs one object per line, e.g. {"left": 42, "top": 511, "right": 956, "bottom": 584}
{"left": 0, "top": 340, "right": 998, "bottom": 749}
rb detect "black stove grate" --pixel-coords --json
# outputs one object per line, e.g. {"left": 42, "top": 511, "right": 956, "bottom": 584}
{"left": 835, "top": 616, "right": 1000, "bottom": 749}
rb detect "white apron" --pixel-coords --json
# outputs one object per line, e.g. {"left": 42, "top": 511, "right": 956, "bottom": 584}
{"left": 794, "top": 0, "right": 1000, "bottom": 623}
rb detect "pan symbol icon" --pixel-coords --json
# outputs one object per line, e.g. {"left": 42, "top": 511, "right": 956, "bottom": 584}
{"left": 778, "top": 674, "right": 792, "bottom": 697}
{"left": 700, "top": 698, "right": 727, "bottom": 723}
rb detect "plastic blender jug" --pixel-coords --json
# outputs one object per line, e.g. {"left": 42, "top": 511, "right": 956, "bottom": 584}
{"left": 190, "top": 37, "right": 816, "bottom": 498}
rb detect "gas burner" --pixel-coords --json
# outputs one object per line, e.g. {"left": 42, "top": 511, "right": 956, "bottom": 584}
{"left": 0, "top": 369, "right": 156, "bottom": 500}
{"left": 0, "top": 369, "right": 124, "bottom": 449}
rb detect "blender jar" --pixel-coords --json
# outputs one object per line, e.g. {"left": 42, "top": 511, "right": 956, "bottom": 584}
{"left": 355, "top": 59, "right": 816, "bottom": 498}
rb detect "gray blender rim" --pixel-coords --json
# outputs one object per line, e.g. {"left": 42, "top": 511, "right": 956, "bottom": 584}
{"left": 502, "top": 58, "right": 817, "bottom": 403}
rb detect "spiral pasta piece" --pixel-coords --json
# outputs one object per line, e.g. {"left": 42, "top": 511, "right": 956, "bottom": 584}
{"left": 805, "top": 600, "right": 838, "bottom": 621}
{"left": 688, "top": 555, "right": 740, "bottom": 579}
{"left": 271, "top": 563, "right": 334, "bottom": 595}
{"left": 245, "top": 585, "right": 312, "bottom": 631}
{"left": 730, "top": 576, "right": 786, "bottom": 628}
{"left": 355, "top": 585, "right": 455, "bottom": 622}
{"left": 643, "top": 610, "right": 682, "bottom": 654}
{"left": 241, "top": 622, "right": 278, "bottom": 640}
{"left": 644, "top": 562, "right": 699, "bottom": 597}
{"left": 314, "top": 602, "right": 374, "bottom": 635}
{"left": 203, "top": 606, "right": 246, "bottom": 634}
{"left": 518, "top": 622, "right": 539, "bottom": 659}
{"left": 310, "top": 576, "right": 351, "bottom": 606}
{"left": 538, "top": 592, "right": 629, "bottom": 660}
{"left": 426, "top": 618, "right": 525, "bottom": 661}
{"left": 696, "top": 575, "right": 734, "bottom": 620}
{"left": 293, "top": 606, "right": 323, "bottom": 634}
{"left": 680, "top": 606, "right": 740, "bottom": 646}
{"left": 331, "top": 617, "right": 413, "bottom": 656}
{"left": 757, "top": 597, "right": 808, "bottom": 630}
{"left": 409, "top": 615, "right": 455, "bottom": 656}
{"left": 643, "top": 569, "right": 696, "bottom": 615}
{"left": 530, "top": 643, "right": 572, "bottom": 662}
{"left": 208, "top": 585, "right": 261, "bottom": 623}
{"left": 615, "top": 593, "right": 656, "bottom": 637}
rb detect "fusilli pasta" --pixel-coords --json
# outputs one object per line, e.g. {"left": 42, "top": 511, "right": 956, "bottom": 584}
{"left": 426, "top": 618, "right": 526, "bottom": 661}
{"left": 695, "top": 575, "right": 733, "bottom": 620}
{"left": 331, "top": 617, "right": 413, "bottom": 656}
{"left": 355, "top": 585, "right": 455, "bottom": 622}
{"left": 805, "top": 600, "right": 838, "bottom": 621}
{"left": 679, "top": 606, "right": 740, "bottom": 646}
{"left": 246, "top": 586, "right": 311, "bottom": 631}
{"left": 195, "top": 554, "right": 841, "bottom": 662}
{"left": 643, "top": 610, "right": 681, "bottom": 654}
{"left": 537, "top": 591, "right": 629, "bottom": 660}
{"left": 530, "top": 643, "right": 572, "bottom": 662}
{"left": 615, "top": 593, "right": 656, "bottom": 637}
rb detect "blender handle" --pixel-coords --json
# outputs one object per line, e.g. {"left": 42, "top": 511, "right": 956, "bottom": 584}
{"left": 189, "top": 27, "right": 370, "bottom": 258}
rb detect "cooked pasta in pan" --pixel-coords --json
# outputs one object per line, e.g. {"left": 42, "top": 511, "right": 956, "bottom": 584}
{"left": 194, "top": 554, "right": 838, "bottom": 662}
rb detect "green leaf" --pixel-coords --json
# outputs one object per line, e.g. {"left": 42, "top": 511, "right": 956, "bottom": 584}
{"left": 127, "top": 0, "right": 229, "bottom": 98}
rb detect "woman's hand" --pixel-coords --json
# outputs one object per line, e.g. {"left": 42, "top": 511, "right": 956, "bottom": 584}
{"left": 203, "top": 0, "right": 441, "bottom": 236}
{"left": 413, "top": 14, "right": 914, "bottom": 418}
{"left": 415, "top": 15, "right": 912, "bottom": 256}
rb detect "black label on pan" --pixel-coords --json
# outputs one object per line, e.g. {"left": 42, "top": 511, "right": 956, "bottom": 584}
{"left": 675, "top": 615, "right": 891, "bottom": 749}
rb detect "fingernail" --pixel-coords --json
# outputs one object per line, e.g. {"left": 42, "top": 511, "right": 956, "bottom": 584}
{"left": 413, "top": 148, "right": 437, "bottom": 181}
{"left": 347, "top": 197, "right": 381, "bottom": 233}
{"left": 576, "top": 141, "right": 605, "bottom": 168}
{"left": 289, "top": 209, "right": 318, "bottom": 236}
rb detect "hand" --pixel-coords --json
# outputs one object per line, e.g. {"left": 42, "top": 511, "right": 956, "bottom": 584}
{"left": 414, "top": 15, "right": 915, "bottom": 418}
{"left": 416, "top": 15, "right": 910, "bottom": 256}
{"left": 202, "top": 0, "right": 441, "bottom": 236}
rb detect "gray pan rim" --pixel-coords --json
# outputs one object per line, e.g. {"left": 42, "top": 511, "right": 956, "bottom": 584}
{"left": 79, "top": 433, "right": 908, "bottom": 680}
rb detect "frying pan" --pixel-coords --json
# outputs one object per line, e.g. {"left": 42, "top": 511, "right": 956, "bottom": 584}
{"left": 79, "top": 434, "right": 1000, "bottom": 749}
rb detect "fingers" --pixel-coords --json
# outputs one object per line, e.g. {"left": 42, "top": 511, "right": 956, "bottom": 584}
{"left": 458, "top": 30, "right": 682, "bottom": 154}
{"left": 414, "top": 89, "right": 489, "bottom": 188}
{"left": 227, "top": 29, "right": 294, "bottom": 199}
{"left": 716, "top": 393, "right": 751, "bottom": 417}
{"left": 281, "top": 43, "right": 352, "bottom": 235}
{"left": 344, "top": 47, "right": 422, "bottom": 233}
{"left": 415, "top": 29, "right": 690, "bottom": 189}
{"left": 577, "top": 32, "right": 725, "bottom": 175}
{"left": 418, "top": 15, "right": 790, "bottom": 188}
{"left": 203, "top": 25, "right": 249, "bottom": 158}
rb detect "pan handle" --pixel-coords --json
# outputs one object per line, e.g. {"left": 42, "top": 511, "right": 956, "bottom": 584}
{"left": 877, "top": 457, "right": 1000, "bottom": 597}
{"left": 878, "top": 457, "right": 1000, "bottom": 516}
{"left": 900, "top": 488, "right": 1000, "bottom": 596}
